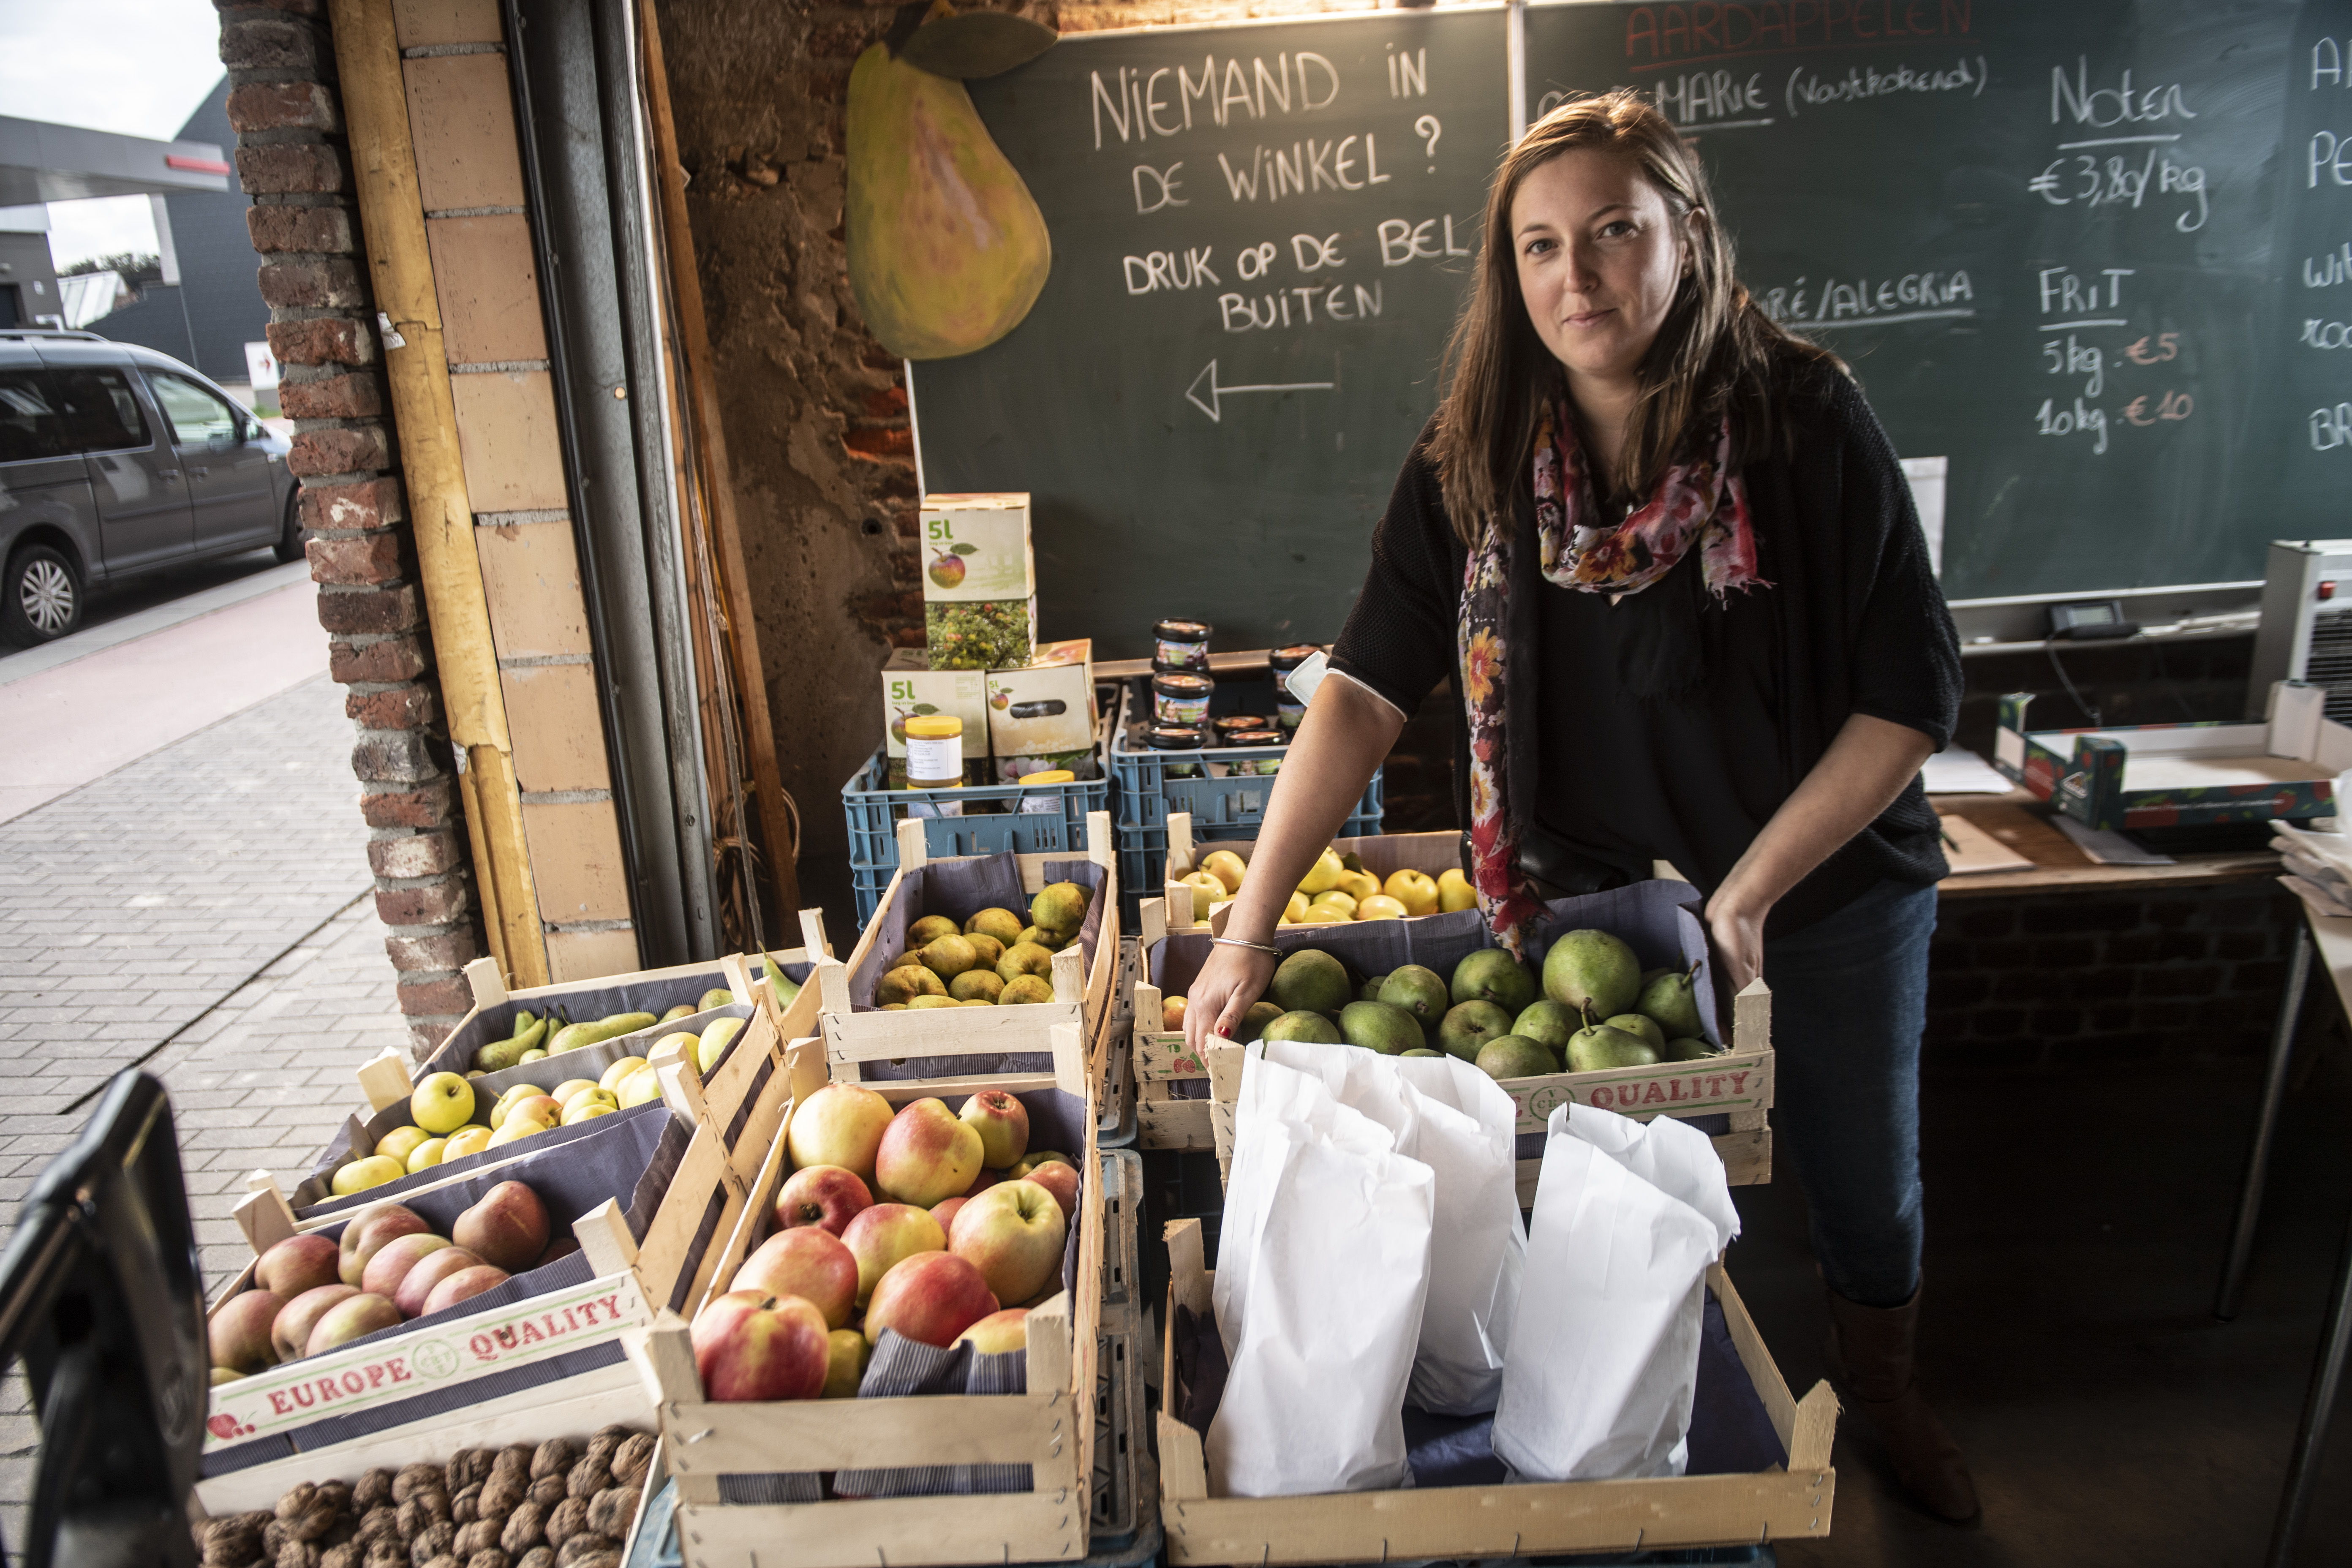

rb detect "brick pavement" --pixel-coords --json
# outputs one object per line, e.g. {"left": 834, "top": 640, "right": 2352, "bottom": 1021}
{"left": 0, "top": 672, "right": 410, "bottom": 1541}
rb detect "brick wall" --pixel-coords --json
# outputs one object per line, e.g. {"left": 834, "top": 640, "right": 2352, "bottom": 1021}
{"left": 219, "top": 0, "right": 488, "bottom": 1048}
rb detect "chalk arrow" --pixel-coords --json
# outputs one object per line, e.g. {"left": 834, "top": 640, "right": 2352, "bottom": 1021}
{"left": 1186, "top": 359, "right": 1337, "bottom": 423}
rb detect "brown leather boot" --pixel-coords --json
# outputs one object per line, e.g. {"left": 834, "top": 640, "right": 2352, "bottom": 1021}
{"left": 1823, "top": 1285, "right": 1981, "bottom": 1522}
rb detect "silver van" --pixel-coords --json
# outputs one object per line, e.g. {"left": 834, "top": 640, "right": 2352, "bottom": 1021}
{"left": 0, "top": 329, "right": 301, "bottom": 645}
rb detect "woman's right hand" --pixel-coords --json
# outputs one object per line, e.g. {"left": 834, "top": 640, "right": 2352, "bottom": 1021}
{"left": 1181, "top": 940, "right": 1278, "bottom": 1054}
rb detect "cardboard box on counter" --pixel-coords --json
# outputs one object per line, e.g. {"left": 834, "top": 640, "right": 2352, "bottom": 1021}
{"left": 882, "top": 648, "right": 991, "bottom": 786}
{"left": 989, "top": 639, "right": 1098, "bottom": 781}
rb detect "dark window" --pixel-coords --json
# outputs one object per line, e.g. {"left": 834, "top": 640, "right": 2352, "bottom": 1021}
{"left": 0, "top": 285, "right": 20, "bottom": 329}
{"left": 0, "top": 368, "right": 67, "bottom": 463}
{"left": 147, "top": 371, "right": 242, "bottom": 446}
{"left": 47, "top": 367, "right": 150, "bottom": 455}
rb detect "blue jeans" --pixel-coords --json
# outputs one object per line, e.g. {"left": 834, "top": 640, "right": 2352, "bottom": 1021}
{"left": 1759, "top": 877, "right": 1936, "bottom": 1308}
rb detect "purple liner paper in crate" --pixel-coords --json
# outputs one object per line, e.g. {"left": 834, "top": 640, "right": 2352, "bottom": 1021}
{"left": 203, "top": 1108, "right": 694, "bottom": 1478}
{"left": 848, "top": 853, "right": 1108, "bottom": 1082}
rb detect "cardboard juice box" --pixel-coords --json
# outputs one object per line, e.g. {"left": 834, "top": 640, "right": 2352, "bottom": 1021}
{"left": 882, "top": 648, "right": 991, "bottom": 787}
{"left": 923, "top": 494, "right": 1036, "bottom": 670}
{"left": 987, "top": 639, "right": 1098, "bottom": 781}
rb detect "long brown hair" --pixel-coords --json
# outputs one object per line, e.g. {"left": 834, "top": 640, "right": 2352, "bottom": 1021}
{"left": 1431, "top": 90, "right": 1838, "bottom": 545}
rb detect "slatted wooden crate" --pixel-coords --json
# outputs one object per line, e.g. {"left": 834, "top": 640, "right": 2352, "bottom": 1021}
{"left": 633, "top": 1060, "right": 1105, "bottom": 1567}
{"left": 813, "top": 813, "right": 1117, "bottom": 1097}
{"left": 1154, "top": 1219, "right": 1836, "bottom": 1563}
{"left": 1154, "top": 814, "right": 1465, "bottom": 930}
{"left": 196, "top": 1007, "right": 815, "bottom": 1511}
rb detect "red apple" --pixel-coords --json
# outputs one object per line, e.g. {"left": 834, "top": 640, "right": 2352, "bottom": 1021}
{"left": 785, "top": 1084, "right": 894, "bottom": 1180}
{"left": 453, "top": 1181, "right": 551, "bottom": 1272}
{"left": 422, "top": 1264, "right": 510, "bottom": 1315}
{"left": 963, "top": 1168, "right": 1002, "bottom": 1199}
{"left": 930, "top": 1196, "right": 969, "bottom": 1233}
{"left": 735, "top": 1228, "right": 858, "bottom": 1330}
{"left": 958, "top": 1091, "right": 1030, "bottom": 1170}
{"left": 210, "top": 1288, "right": 284, "bottom": 1374}
{"left": 1023, "top": 1159, "right": 1080, "bottom": 1221}
{"left": 865, "top": 1252, "right": 999, "bottom": 1348}
{"left": 948, "top": 1179, "right": 1068, "bottom": 1306}
{"left": 394, "top": 1247, "right": 485, "bottom": 1318}
{"left": 691, "top": 1290, "right": 830, "bottom": 1401}
{"left": 255, "top": 1234, "right": 341, "bottom": 1298}
{"left": 956, "top": 1308, "right": 1030, "bottom": 1356}
{"left": 270, "top": 1284, "right": 358, "bottom": 1361}
{"left": 775, "top": 1165, "right": 872, "bottom": 1237}
{"left": 874, "top": 1098, "right": 983, "bottom": 1208}
{"left": 841, "top": 1203, "right": 945, "bottom": 1306}
{"left": 360, "top": 1232, "right": 452, "bottom": 1300}
{"left": 337, "top": 1203, "right": 428, "bottom": 1287}
{"left": 306, "top": 1292, "right": 403, "bottom": 1355}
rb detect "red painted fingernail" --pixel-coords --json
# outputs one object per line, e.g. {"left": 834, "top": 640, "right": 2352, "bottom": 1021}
{"left": 1218, "top": 1026, "right": 1233, "bottom": 1038}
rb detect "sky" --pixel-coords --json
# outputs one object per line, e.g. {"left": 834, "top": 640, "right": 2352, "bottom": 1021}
{"left": 0, "top": 0, "right": 232, "bottom": 268}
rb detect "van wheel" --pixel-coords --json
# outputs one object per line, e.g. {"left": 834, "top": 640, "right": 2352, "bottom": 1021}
{"left": 274, "top": 490, "right": 306, "bottom": 564}
{"left": 1, "top": 544, "right": 82, "bottom": 646}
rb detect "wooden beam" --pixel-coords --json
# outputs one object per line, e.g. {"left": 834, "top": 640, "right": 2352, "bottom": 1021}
{"left": 637, "top": 0, "right": 801, "bottom": 917}
{"left": 327, "top": 0, "right": 550, "bottom": 988}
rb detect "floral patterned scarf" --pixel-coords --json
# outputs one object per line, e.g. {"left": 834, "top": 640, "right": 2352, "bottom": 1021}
{"left": 1459, "top": 399, "right": 1767, "bottom": 953}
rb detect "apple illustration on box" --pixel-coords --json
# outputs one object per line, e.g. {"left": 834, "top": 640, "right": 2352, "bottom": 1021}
{"left": 928, "top": 543, "right": 976, "bottom": 588}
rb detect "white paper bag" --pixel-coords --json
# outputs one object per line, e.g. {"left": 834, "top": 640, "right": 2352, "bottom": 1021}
{"left": 1491, "top": 1104, "right": 1739, "bottom": 1482}
{"left": 1258, "top": 1041, "right": 1526, "bottom": 1413}
{"left": 1207, "top": 1051, "right": 1436, "bottom": 1497}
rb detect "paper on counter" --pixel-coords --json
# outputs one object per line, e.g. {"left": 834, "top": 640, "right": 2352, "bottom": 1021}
{"left": 2052, "top": 814, "right": 2175, "bottom": 866}
{"left": 1922, "top": 745, "right": 2013, "bottom": 795}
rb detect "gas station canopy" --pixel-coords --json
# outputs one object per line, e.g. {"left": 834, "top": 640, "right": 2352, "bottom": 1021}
{"left": 0, "top": 115, "right": 231, "bottom": 204}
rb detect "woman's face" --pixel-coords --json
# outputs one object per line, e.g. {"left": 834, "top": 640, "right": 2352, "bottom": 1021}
{"left": 1511, "top": 149, "right": 1696, "bottom": 396}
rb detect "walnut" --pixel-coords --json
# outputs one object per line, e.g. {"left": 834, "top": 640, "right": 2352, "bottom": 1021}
{"left": 477, "top": 1475, "right": 523, "bottom": 1522}
{"left": 445, "top": 1451, "right": 491, "bottom": 1496}
{"left": 318, "top": 1484, "right": 353, "bottom": 1521}
{"left": 355, "top": 1508, "right": 397, "bottom": 1548}
{"left": 354, "top": 1472, "right": 396, "bottom": 1512}
{"left": 499, "top": 1502, "right": 546, "bottom": 1559}
{"left": 363, "top": 1547, "right": 406, "bottom": 1568}
{"left": 321, "top": 1544, "right": 362, "bottom": 1568}
{"left": 393, "top": 1467, "right": 442, "bottom": 1504}
{"left": 202, "top": 1518, "right": 261, "bottom": 1568}
{"left": 263, "top": 1522, "right": 289, "bottom": 1558}
{"left": 583, "top": 1489, "right": 637, "bottom": 1541}
{"left": 580, "top": 1435, "right": 620, "bottom": 1472}
{"left": 451, "top": 1484, "right": 482, "bottom": 1527}
{"left": 540, "top": 1499, "right": 585, "bottom": 1553}
{"left": 466, "top": 1553, "right": 509, "bottom": 1568}
{"left": 419, "top": 1556, "right": 460, "bottom": 1568}
{"left": 452, "top": 1523, "right": 498, "bottom": 1559}
{"left": 408, "top": 1522, "right": 454, "bottom": 1567}
{"left": 562, "top": 1458, "right": 608, "bottom": 1503}
{"left": 275, "top": 1540, "right": 319, "bottom": 1568}
{"left": 493, "top": 1447, "right": 532, "bottom": 1482}
{"left": 555, "top": 1538, "right": 615, "bottom": 1568}
{"left": 419, "top": 1492, "right": 452, "bottom": 1528}
{"left": 607, "top": 1436, "right": 655, "bottom": 1492}
{"left": 514, "top": 1550, "right": 553, "bottom": 1568}
{"left": 395, "top": 1502, "right": 423, "bottom": 1542}
{"left": 529, "top": 1440, "right": 576, "bottom": 1482}
{"left": 526, "top": 1477, "right": 565, "bottom": 1511}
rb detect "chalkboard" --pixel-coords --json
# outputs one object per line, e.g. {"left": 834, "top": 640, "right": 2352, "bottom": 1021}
{"left": 909, "top": 8, "right": 1508, "bottom": 659}
{"left": 1526, "top": 0, "right": 2351, "bottom": 602}
{"left": 911, "top": 0, "right": 2352, "bottom": 651}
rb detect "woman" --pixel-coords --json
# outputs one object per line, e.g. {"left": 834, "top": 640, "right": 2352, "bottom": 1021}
{"left": 1180, "top": 91, "right": 1974, "bottom": 1521}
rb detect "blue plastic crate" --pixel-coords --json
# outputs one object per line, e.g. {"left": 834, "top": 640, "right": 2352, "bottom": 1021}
{"left": 1109, "top": 678, "right": 1383, "bottom": 835}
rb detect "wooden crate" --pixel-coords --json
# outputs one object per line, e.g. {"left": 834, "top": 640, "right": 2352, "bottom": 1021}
{"left": 813, "top": 812, "right": 1118, "bottom": 1098}
{"left": 197, "top": 1006, "right": 819, "bottom": 1511}
{"left": 1129, "top": 898, "right": 1774, "bottom": 1187}
{"left": 1155, "top": 813, "right": 1465, "bottom": 929}
{"left": 1154, "top": 1218, "right": 1835, "bottom": 1563}
{"left": 634, "top": 1073, "right": 1106, "bottom": 1568}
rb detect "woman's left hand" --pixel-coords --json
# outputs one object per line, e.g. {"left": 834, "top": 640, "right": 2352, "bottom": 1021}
{"left": 1703, "top": 892, "right": 1766, "bottom": 996}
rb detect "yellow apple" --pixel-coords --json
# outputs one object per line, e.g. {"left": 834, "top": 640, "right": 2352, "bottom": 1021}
{"left": 599, "top": 1055, "right": 648, "bottom": 1091}
{"left": 410, "top": 1072, "right": 476, "bottom": 1135}
{"left": 1335, "top": 868, "right": 1381, "bottom": 904}
{"left": 618, "top": 1068, "right": 663, "bottom": 1108}
{"left": 1162, "top": 996, "right": 1186, "bottom": 1032}
{"left": 405, "top": 1137, "right": 447, "bottom": 1174}
{"left": 375, "top": 1125, "right": 432, "bottom": 1164}
{"left": 550, "top": 1078, "right": 603, "bottom": 1108}
{"left": 561, "top": 1089, "right": 618, "bottom": 1124}
{"left": 696, "top": 1015, "right": 745, "bottom": 1073}
{"left": 1199, "top": 849, "right": 1248, "bottom": 893}
{"left": 1283, "top": 891, "right": 1308, "bottom": 924}
{"left": 1296, "top": 909, "right": 1349, "bottom": 925}
{"left": 487, "top": 1116, "right": 550, "bottom": 1148}
{"left": 496, "top": 1094, "right": 562, "bottom": 1131}
{"left": 1437, "top": 867, "right": 1478, "bottom": 912}
{"left": 441, "top": 1125, "right": 494, "bottom": 1160}
{"left": 1356, "top": 894, "right": 1409, "bottom": 920}
{"left": 1178, "top": 871, "right": 1225, "bottom": 915}
{"left": 1385, "top": 868, "right": 1441, "bottom": 916}
{"left": 331, "top": 1154, "right": 405, "bottom": 1196}
{"left": 1297, "top": 847, "right": 1345, "bottom": 895}
{"left": 1310, "top": 890, "right": 1358, "bottom": 920}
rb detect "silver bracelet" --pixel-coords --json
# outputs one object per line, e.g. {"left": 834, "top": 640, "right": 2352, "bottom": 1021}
{"left": 1211, "top": 935, "right": 1282, "bottom": 958}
